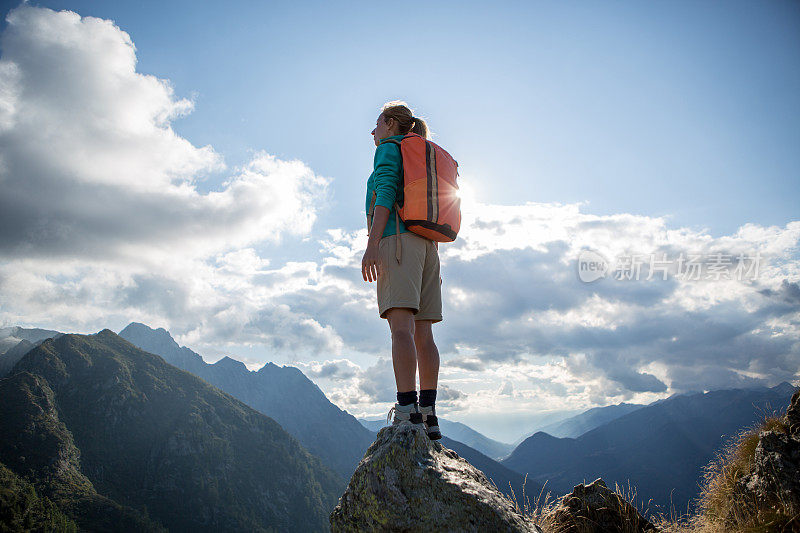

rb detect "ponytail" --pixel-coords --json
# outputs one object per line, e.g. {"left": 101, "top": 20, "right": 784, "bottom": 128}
{"left": 381, "top": 100, "right": 431, "bottom": 139}
{"left": 410, "top": 115, "right": 429, "bottom": 139}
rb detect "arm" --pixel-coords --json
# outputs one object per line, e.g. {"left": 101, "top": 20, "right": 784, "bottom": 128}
{"left": 363, "top": 143, "right": 402, "bottom": 282}
{"left": 372, "top": 143, "right": 402, "bottom": 212}
{"left": 362, "top": 205, "right": 390, "bottom": 282}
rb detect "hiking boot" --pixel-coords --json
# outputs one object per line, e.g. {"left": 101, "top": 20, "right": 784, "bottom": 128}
{"left": 387, "top": 402, "right": 424, "bottom": 425}
{"left": 418, "top": 404, "right": 442, "bottom": 440}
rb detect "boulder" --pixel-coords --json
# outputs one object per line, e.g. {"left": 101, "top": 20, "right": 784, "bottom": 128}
{"left": 546, "top": 478, "right": 657, "bottom": 532}
{"left": 330, "top": 422, "right": 539, "bottom": 533}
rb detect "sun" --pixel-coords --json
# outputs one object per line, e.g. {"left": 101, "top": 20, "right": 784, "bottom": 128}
{"left": 455, "top": 179, "right": 477, "bottom": 207}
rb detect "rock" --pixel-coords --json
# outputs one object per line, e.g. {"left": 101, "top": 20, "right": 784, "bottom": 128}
{"left": 727, "top": 389, "right": 800, "bottom": 527}
{"left": 736, "top": 429, "right": 800, "bottom": 518}
{"left": 546, "top": 478, "right": 657, "bottom": 533}
{"left": 330, "top": 422, "right": 539, "bottom": 533}
{"left": 786, "top": 388, "right": 799, "bottom": 436}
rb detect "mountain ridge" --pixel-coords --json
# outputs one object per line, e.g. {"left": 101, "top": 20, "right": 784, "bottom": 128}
{"left": 1, "top": 329, "right": 342, "bottom": 531}
{"left": 118, "top": 322, "right": 375, "bottom": 479}
{"left": 501, "top": 382, "right": 797, "bottom": 513}
{"left": 533, "top": 402, "right": 645, "bottom": 439}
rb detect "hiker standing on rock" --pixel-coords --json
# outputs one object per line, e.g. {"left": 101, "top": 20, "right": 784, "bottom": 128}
{"left": 362, "top": 100, "right": 461, "bottom": 440}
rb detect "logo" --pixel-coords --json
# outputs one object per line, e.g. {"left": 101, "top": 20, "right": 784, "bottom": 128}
{"left": 577, "top": 249, "right": 609, "bottom": 283}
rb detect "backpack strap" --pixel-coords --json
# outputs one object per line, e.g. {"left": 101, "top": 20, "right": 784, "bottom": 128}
{"left": 380, "top": 132, "right": 418, "bottom": 146}
{"left": 394, "top": 202, "right": 401, "bottom": 264}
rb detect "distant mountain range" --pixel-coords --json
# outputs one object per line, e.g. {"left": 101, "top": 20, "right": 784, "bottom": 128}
{"left": 0, "top": 326, "right": 61, "bottom": 377}
{"left": 3, "top": 322, "right": 797, "bottom": 525}
{"left": 360, "top": 416, "right": 514, "bottom": 460}
{"left": 501, "top": 382, "right": 798, "bottom": 513}
{"left": 0, "top": 326, "right": 61, "bottom": 354}
{"left": 0, "top": 330, "right": 341, "bottom": 531}
{"left": 533, "top": 402, "right": 645, "bottom": 439}
{"left": 118, "top": 322, "right": 375, "bottom": 480}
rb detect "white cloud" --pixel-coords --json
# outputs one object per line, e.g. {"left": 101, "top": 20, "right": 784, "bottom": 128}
{"left": 0, "top": 5, "right": 797, "bottom": 437}
{"left": 0, "top": 5, "right": 337, "bottom": 355}
{"left": 0, "top": 5, "right": 329, "bottom": 262}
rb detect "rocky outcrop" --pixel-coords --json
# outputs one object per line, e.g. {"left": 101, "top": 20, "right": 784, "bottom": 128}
{"left": 545, "top": 478, "right": 657, "bottom": 532}
{"left": 733, "top": 389, "right": 800, "bottom": 519}
{"left": 330, "top": 422, "right": 539, "bottom": 533}
{"left": 786, "top": 388, "right": 799, "bottom": 436}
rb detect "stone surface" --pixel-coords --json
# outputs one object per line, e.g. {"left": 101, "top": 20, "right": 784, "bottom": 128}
{"left": 737, "top": 429, "right": 800, "bottom": 518}
{"left": 330, "top": 422, "right": 539, "bottom": 533}
{"left": 786, "top": 388, "right": 799, "bottom": 436}
{"left": 546, "top": 478, "right": 657, "bottom": 533}
{"left": 728, "top": 388, "right": 800, "bottom": 525}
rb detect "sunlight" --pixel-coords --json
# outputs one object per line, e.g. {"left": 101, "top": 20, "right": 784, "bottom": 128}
{"left": 454, "top": 178, "right": 480, "bottom": 215}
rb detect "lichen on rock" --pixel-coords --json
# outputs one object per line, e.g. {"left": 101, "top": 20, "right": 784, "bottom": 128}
{"left": 786, "top": 388, "right": 799, "bottom": 436}
{"left": 330, "top": 421, "right": 539, "bottom": 533}
{"left": 732, "top": 389, "right": 800, "bottom": 522}
{"left": 545, "top": 478, "right": 657, "bottom": 533}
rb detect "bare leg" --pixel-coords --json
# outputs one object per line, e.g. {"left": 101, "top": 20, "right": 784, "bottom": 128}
{"left": 414, "top": 320, "right": 439, "bottom": 390}
{"left": 385, "top": 308, "right": 417, "bottom": 392}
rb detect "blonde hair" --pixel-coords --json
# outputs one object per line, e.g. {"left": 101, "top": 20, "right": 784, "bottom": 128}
{"left": 380, "top": 100, "right": 430, "bottom": 139}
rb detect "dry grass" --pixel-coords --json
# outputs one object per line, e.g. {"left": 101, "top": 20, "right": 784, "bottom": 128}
{"left": 690, "top": 413, "right": 797, "bottom": 533}
{"left": 493, "top": 474, "right": 555, "bottom": 528}
{"left": 653, "top": 411, "right": 797, "bottom": 533}
{"left": 495, "top": 475, "right": 655, "bottom": 533}
{"left": 502, "top": 476, "right": 548, "bottom": 529}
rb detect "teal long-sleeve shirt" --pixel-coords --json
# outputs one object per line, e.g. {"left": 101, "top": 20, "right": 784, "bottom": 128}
{"left": 365, "top": 135, "right": 409, "bottom": 238}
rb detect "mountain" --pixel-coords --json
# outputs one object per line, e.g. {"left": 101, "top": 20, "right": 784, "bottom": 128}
{"left": 533, "top": 402, "right": 644, "bottom": 438}
{"left": 0, "top": 370, "right": 166, "bottom": 531}
{"left": 440, "top": 420, "right": 515, "bottom": 459}
{"left": 0, "top": 325, "right": 61, "bottom": 354}
{"left": 358, "top": 417, "right": 386, "bottom": 433}
{"left": 1, "top": 330, "right": 342, "bottom": 532}
{"left": 359, "top": 416, "right": 514, "bottom": 460}
{"left": 501, "top": 383, "right": 798, "bottom": 514}
{"left": 0, "top": 326, "right": 62, "bottom": 377}
{"left": 0, "top": 340, "right": 34, "bottom": 377}
{"left": 118, "top": 322, "right": 375, "bottom": 479}
{"left": 0, "top": 461, "right": 80, "bottom": 532}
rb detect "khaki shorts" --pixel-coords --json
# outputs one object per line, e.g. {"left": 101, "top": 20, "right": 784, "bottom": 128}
{"left": 377, "top": 231, "right": 443, "bottom": 323}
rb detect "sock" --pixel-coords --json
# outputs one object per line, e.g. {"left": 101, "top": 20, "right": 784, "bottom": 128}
{"left": 397, "top": 390, "right": 417, "bottom": 406}
{"left": 419, "top": 389, "right": 437, "bottom": 408}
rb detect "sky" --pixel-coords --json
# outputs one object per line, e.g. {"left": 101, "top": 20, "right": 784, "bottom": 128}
{"left": 0, "top": 1, "right": 798, "bottom": 442}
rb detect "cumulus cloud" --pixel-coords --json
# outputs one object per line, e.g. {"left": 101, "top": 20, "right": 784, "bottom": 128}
{"left": 296, "top": 358, "right": 361, "bottom": 380}
{"left": 0, "top": 5, "right": 339, "bottom": 355}
{"left": 0, "top": 5, "right": 328, "bottom": 262}
{"left": 427, "top": 198, "right": 800, "bottom": 402}
{"left": 0, "top": 5, "right": 797, "bottom": 431}
{"left": 306, "top": 196, "right": 796, "bottom": 427}
{"left": 497, "top": 380, "right": 514, "bottom": 396}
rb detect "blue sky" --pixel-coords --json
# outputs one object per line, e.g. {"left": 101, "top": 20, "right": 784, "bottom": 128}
{"left": 5, "top": 0, "right": 797, "bottom": 238}
{"left": 0, "top": 1, "right": 798, "bottom": 441}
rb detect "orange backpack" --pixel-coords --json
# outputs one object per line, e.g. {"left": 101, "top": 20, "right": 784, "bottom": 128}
{"left": 377, "top": 133, "right": 461, "bottom": 262}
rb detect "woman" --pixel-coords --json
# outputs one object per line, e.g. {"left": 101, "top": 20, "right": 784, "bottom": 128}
{"left": 362, "top": 100, "right": 443, "bottom": 440}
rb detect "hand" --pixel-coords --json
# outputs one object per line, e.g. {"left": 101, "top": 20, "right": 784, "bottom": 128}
{"left": 362, "top": 242, "right": 382, "bottom": 282}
